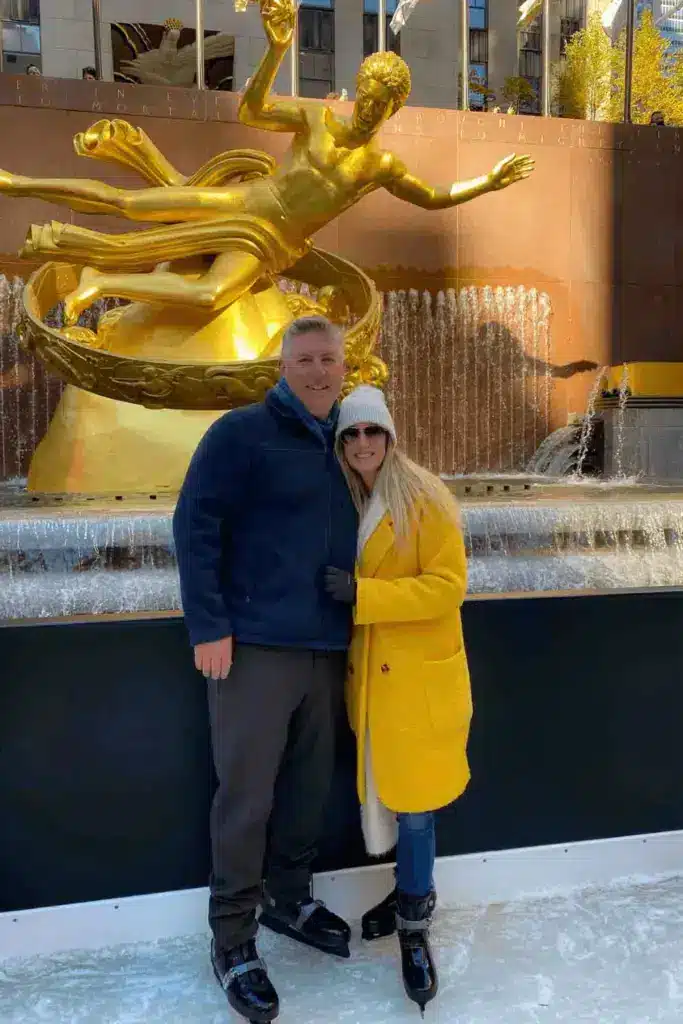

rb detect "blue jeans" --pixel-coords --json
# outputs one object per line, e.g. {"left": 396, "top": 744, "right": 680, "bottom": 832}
{"left": 396, "top": 812, "right": 435, "bottom": 897}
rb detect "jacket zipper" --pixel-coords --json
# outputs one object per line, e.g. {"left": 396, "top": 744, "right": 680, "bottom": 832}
{"left": 321, "top": 436, "right": 332, "bottom": 642}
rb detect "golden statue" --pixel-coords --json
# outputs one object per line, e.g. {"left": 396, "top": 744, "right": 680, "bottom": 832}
{"left": 0, "top": 0, "right": 533, "bottom": 492}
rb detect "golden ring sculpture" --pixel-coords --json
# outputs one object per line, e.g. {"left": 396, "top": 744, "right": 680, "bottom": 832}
{"left": 0, "top": 0, "right": 533, "bottom": 491}
{"left": 19, "top": 249, "right": 385, "bottom": 410}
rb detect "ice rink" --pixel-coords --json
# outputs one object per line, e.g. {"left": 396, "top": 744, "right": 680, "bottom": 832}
{"left": 3, "top": 875, "right": 683, "bottom": 1023}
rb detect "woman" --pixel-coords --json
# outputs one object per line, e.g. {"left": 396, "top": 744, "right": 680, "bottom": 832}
{"left": 324, "top": 385, "right": 473, "bottom": 1015}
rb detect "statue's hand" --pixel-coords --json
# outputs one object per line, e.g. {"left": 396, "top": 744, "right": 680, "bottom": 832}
{"left": 262, "top": 0, "right": 296, "bottom": 49}
{"left": 488, "top": 153, "right": 534, "bottom": 191}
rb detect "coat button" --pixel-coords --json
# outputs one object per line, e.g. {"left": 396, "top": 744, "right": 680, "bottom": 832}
{"left": 381, "top": 663, "right": 390, "bottom": 673}
{"left": 348, "top": 664, "right": 354, "bottom": 675}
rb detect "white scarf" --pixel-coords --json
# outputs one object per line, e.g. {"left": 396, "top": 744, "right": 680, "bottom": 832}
{"left": 357, "top": 490, "right": 399, "bottom": 858}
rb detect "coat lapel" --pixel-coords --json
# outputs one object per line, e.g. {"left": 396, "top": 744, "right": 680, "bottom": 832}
{"left": 360, "top": 513, "right": 394, "bottom": 578}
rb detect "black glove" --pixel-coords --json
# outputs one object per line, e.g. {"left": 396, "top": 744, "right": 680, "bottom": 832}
{"left": 324, "top": 566, "right": 356, "bottom": 605}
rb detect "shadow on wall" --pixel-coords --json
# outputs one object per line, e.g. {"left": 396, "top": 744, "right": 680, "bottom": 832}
{"left": 379, "top": 287, "right": 598, "bottom": 475}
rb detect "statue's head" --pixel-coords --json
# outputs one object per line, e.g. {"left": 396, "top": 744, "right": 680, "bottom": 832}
{"left": 163, "top": 17, "right": 183, "bottom": 42}
{"left": 353, "top": 51, "right": 411, "bottom": 134}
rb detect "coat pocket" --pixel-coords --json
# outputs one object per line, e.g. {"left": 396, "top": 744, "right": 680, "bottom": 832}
{"left": 422, "top": 649, "right": 473, "bottom": 739}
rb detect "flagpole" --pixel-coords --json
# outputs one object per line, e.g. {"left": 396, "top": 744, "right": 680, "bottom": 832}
{"left": 196, "top": 0, "right": 205, "bottom": 89}
{"left": 461, "top": 0, "right": 469, "bottom": 110}
{"left": 378, "top": 0, "right": 387, "bottom": 51}
{"left": 624, "top": 0, "right": 635, "bottom": 122}
{"left": 541, "top": 0, "right": 550, "bottom": 116}
{"left": 92, "top": 0, "right": 103, "bottom": 79}
{"left": 291, "top": 0, "right": 300, "bottom": 95}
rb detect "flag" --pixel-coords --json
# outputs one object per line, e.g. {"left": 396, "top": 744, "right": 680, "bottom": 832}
{"left": 518, "top": 0, "right": 543, "bottom": 29}
{"left": 656, "top": 0, "right": 683, "bottom": 24}
{"left": 390, "top": 0, "right": 422, "bottom": 34}
{"left": 601, "top": 0, "right": 627, "bottom": 41}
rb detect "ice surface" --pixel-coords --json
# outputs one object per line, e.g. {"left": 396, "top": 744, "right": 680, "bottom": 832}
{"left": 3, "top": 876, "right": 683, "bottom": 1022}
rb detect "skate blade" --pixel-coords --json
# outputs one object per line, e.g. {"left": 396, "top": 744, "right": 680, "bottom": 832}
{"left": 259, "top": 913, "right": 351, "bottom": 959}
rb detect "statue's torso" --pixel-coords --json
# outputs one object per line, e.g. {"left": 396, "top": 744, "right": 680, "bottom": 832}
{"left": 267, "top": 107, "right": 393, "bottom": 239}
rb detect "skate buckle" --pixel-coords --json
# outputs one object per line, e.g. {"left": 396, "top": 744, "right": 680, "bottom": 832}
{"left": 295, "top": 898, "right": 324, "bottom": 931}
{"left": 222, "top": 957, "right": 266, "bottom": 991}
{"left": 395, "top": 914, "right": 430, "bottom": 932}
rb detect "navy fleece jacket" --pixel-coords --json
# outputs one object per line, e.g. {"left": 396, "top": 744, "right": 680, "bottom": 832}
{"left": 172, "top": 378, "right": 358, "bottom": 650}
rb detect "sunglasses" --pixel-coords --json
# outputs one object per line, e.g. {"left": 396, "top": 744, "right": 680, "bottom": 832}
{"left": 340, "top": 425, "right": 387, "bottom": 443}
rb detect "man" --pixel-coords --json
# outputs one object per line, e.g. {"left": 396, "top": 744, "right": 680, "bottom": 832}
{"left": 82, "top": 66, "right": 97, "bottom": 80}
{"left": 173, "top": 316, "right": 356, "bottom": 1024}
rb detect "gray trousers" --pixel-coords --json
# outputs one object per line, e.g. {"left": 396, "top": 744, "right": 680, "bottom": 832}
{"left": 207, "top": 642, "right": 346, "bottom": 951}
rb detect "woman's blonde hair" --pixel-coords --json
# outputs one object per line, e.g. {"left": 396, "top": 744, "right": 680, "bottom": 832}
{"left": 336, "top": 435, "right": 461, "bottom": 540}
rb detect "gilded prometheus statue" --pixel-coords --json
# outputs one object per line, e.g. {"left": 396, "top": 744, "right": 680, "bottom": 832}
{"left": 0, "top": 0, "right": 533, "bottom": 492}
{"left": 1, "top": 0, "right": 532, "bottom": 347}
{"left": 5, "top": 0, "right": 531, "bottom": 316}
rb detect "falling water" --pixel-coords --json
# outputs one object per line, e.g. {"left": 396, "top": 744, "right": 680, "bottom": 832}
{"left": 464, "top": 490, "right": 683, "bottom": 594}
{"left": 0, "top": 276, "right": 122, "bottom": 485}
{"left": 379, "top": 285, "right": 553, "bottom": 474}
{"left": 3, "top": 486, "right": 683, "bottom": 620}
{"left": 613, "top": 364, "right": 631, "bottom": 479}
{"left": 526, "top": 424, "right": 583, "bottom": 477}
{"left": 0, "top": 277, "right": 554, "bottom": 483}
{"left": 573, "top": 367, "right": 608, "bottom": 478}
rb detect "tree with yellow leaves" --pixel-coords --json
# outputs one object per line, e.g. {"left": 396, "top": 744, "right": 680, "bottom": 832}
{"left": 611, "top": 8, "right": 683, "bottom": 124}
{"left": 502, "top": 76, "right": 538, "bottom": 114}
{"left": 557, "top": 8, "right": 683, "bottom": 125}
{"left": 555, "top": 11, "right": 613, "bottom": 120}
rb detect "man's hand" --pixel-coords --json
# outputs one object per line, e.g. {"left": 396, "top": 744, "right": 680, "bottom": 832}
{"left": 195, "top": 637, "right": 233, "bottom": 680}
{"left": 324, "top": 567, "right": 357, "bottom": 605}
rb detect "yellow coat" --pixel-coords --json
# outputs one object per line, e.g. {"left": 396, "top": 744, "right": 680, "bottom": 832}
{"left": 346, "top": 502, "right": 473, "bottom": 815}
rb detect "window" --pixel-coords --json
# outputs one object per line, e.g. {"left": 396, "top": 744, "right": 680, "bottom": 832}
{"left": 469, "top": 0, "right": 487, "bottom": 31}
{"left": 559, "top": 0, "right": 583, "bottom": 18}
{"left": 363, "top": 0, "right": 400, "bottom": 58}
{"left": 0, "top": 0, "right": 39, "bottom": 22}
{"left": 469, "top": 28, "right": 487, "bottom": 64}
{"left": 560, "top": 17, "right": 580, "bottom": 52}
{"left": 519, "top": 27, "right": 541, "bottom": 53}
{"left": 469, "top": 62, "right": 488, "bottom": 109}
{"left": 2, "top": 19, "right": 39, "bottom": 53}
{"left": 467, "top": 0, "right": 488, "bottom": 110}
{"left": 299, "top": 5, "right": 334, "bottom": 98}
{"left": 519, "top": 18, "right": 541, "bottom": 114}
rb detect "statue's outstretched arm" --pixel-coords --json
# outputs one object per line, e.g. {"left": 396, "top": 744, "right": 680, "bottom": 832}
{"left": 238, "top": 0, "right": 305, "bottom": 133}
{"left": 386, "top": 153, "right": 534, "bottom": 211}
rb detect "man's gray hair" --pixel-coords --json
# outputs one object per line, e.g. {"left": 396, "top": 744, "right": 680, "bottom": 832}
{"left": 281, "top": 315, "right": 344, "bottom": 358}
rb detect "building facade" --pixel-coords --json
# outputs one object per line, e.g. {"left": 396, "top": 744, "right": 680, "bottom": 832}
{"left": 0, "top": 0, "right": 594, "bottom": 110}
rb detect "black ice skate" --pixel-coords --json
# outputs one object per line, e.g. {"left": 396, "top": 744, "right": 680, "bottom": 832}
{"left": 396, "top": 890, "right": 438, "bottom": 1016}
{"left": 211, "top": 938, "right": 279, "bottom": 1023}
{"left": 361, "top": 886, "right": 398, "bottom": 940}
{"left": 259, "top": 893, "right": 351, "bottom": 958}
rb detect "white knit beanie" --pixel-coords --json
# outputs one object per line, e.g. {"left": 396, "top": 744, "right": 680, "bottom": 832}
{"left": 337, "top": 385, "right": 396, "bottom": 442}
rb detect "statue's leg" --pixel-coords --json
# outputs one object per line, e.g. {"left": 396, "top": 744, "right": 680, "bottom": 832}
{"left": 63, "top": 250, "right": 262, "bottom": 324}
{"left": 0, "top": 169, "right": 245, "bottom": 223}
{"left": 0, "top": 170, "right": 132, "bottom": 217}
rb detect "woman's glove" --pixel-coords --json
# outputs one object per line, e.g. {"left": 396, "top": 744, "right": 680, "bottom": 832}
{"left": 324, "top": 566, "right": 357, "bottom": 604}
